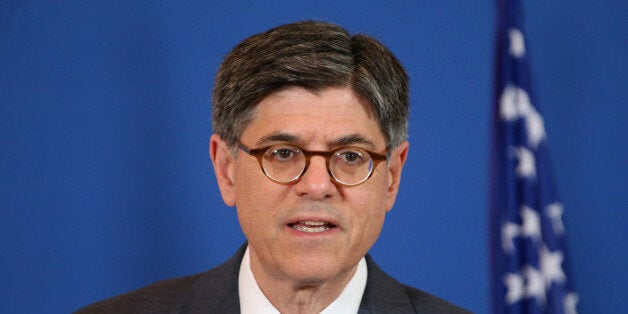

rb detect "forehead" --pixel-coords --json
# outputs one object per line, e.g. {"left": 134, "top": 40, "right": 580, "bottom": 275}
{"left": 241, "top": 86, "right": 385, "bottom": 149}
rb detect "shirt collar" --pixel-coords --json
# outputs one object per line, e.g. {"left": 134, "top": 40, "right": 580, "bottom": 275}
{"left": 238, "top": 246, "right": 368, "bottom": 314}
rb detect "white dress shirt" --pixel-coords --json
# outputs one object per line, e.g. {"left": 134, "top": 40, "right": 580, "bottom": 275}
{"left": 238, "top": 246, "right": 368, "bottom": 314}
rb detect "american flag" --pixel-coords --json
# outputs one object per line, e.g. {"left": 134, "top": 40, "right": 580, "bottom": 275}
{"left": 489, "top": 1, "right": 578, "bottom": 313}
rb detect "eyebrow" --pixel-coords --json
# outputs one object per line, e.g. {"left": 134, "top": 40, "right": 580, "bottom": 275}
{"left": 329, "top": 134, "right": 378, "bottom": 151}
{"left": 257, "top": 132, "right": 300, "bottom": 146}
{"left": 256, "top": 132, "right": 378, "bottom": 151}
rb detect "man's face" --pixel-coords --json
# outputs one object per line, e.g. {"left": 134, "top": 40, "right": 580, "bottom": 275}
{"left": 210, "top": 86, "right": 408, "bottom": 286}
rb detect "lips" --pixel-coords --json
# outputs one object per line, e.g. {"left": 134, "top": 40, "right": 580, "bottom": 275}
{"left": 288, "top": 220, "right": 337, "bottom": 233}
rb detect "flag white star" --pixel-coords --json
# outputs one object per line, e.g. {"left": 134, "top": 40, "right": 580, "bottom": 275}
{"left": 508, "top": 28, "right": 526, "bottom": 58}
{"left": 504, "top": 273, "right": 524, "bottom": 304}
{"left": 521, "top": 205, "right": 541, "bottom": 241}
{"left": 510, "top": 146, "right": 536, "bottom": 179}
{"left": 499, "top": 85, "right": 526, "bottom": 121}
{"left": 540, "top": 245, "right": 566, "bottom": 288}
{"left": 524, "top": 265, "right": 546, "bottom": 304}
{"left": 498, "top": 85, "right": 546, "bottom": 148}
{"left": 546, "top": 202, "right": 566, "bottom": 235}
{"left": 502, "top": 222, "right": 520, "bottom": 253}
{"left": 564, "top": 292, "right": 579, "bottom": 314}
{"left": 524, "top": 105, "right": 546, "bottom": 148}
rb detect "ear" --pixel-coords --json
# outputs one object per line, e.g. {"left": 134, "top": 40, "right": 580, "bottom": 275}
{"left": 209, "top": 134, "right": 236, "bottom": 206}
{"left": 385, "top": 140, "right": 409, "bottom": 212}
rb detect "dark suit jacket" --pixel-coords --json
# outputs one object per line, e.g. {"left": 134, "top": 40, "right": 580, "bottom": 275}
{"left": 77, "top": 245, "right": 470, "bottom": 313}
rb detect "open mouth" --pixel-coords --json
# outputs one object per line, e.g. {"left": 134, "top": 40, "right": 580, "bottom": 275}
{"left": 288, "top": 221, "right": 336, "bottom": 233}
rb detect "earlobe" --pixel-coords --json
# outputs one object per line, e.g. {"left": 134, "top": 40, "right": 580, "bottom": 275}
{"left": 385, "top": 141, "right": 409, "bottom": 211}
{"left": 209, "top": 134, "right": 236, "bottom": 206}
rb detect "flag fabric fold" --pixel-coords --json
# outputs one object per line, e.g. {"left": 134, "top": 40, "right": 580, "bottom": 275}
{"left": 489, "top": 1, "right": 578, "bottom": 313}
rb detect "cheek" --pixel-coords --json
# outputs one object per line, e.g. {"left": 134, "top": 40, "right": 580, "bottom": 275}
{"left": 233, "top": 163, "right": 266, "bottom": 218}
{"left": 347, "top": 184, "right": 389, "bottom": 233}
{"left": 358, "top": 174, "right": 390, "bottom": 210}
{"left": 345, "top": 198, "right": 387, "bottom": 258}
{"left": 232, "top": 161, "right": 288, "bottom": 233}
{"left": 233, "top": 159, "right": 269, "bottom": 200}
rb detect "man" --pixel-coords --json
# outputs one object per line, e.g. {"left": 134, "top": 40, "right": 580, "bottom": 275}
{"left": 78, "top": 21, "right": 469, "bottom": 313}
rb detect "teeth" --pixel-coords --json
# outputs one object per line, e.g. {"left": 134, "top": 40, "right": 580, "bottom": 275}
{"left": 291, "top": 221, "right": 333, "bottom": 233}
{"left": 292, "top": 224, "right": 331, "bottom": 233}
{"left": 301, "top": 221, "right": 325, "bottom": 226}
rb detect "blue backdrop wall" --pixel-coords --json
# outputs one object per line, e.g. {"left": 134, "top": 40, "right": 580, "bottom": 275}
{"left": 1, "top": 1, "right": 626, "bottom": 313}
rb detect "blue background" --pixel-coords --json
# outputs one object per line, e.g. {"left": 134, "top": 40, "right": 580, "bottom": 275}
{"left": 1, "top": 1, "right": 626, "bottom": 313}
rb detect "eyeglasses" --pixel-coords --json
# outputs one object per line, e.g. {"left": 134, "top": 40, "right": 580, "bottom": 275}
{"left": 237, "top": 142, "right": 389, "bottom": 186}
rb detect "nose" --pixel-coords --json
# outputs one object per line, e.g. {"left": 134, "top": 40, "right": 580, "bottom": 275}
{"left": 293, "top": 156, "right": 337, "bottom": 199}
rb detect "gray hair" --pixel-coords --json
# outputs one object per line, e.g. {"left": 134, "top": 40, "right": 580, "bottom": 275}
{"left": 212, "top": 21, "right": 409, "bottom": 149}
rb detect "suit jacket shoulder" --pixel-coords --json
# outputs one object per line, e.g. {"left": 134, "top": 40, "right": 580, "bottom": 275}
{"left": 359, "top": 255, "right": 471, "bottom": 314}
{"left": 75, "top": 246, "right": 245, "bottom": 313}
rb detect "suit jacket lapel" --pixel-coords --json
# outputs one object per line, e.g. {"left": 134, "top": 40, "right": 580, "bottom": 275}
{"left": 171, "top": 245, "right": 246, "bottom": 313}
{"left": 358, "top": 255, "right": 416, "bottom": 314}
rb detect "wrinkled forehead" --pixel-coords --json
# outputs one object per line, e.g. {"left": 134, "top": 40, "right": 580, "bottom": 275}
{"left": 241, "top": 86, "right": 386, "bottom": 149}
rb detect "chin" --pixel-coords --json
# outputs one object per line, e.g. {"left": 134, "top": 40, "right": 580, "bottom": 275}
{"left": 281, "top": 255, "right": 350, "bottom": 284}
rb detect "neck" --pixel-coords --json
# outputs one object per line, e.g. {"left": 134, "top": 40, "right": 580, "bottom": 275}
{"left": 249, "top": 251, "right": 359, "bottom": 314}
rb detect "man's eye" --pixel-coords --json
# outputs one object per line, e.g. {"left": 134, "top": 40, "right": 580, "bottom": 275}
{"left": 338, "top": 150, "right": 365, "bottom": 164}
{"left": 269, "top": 148, "right": 299, "bottom": 161}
